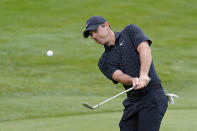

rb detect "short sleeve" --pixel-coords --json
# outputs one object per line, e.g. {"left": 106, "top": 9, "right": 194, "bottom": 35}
{"left": 128, "top": 24, "right": 152, "bottom": 49}
{"left": 98, "top": 60, "right": 118, "bottom": 84}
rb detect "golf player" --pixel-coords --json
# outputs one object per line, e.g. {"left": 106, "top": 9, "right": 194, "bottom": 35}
{"left": 83, "top": 16, "right": 168, "bottom": 131}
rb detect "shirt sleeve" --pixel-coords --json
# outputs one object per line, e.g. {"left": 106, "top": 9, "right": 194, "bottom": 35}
{"left": 128, "top": 24, "right": 152, "bottom": 49}
{"left": 98, "top": 59, "right": 118, "bottom": 84}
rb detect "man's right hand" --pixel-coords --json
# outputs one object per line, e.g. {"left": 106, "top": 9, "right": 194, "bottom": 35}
{"left": 131, "top": 77, "right": 140, "bottom": 87}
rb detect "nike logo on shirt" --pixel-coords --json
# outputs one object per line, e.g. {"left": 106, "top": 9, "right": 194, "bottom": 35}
{"left": 120, "top": 40, "right": 124, "bottom": 46}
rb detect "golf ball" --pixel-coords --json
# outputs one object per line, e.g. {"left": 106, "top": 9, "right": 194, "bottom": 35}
{"left": 47, "top": 50, "right": 53, "bottom": 56}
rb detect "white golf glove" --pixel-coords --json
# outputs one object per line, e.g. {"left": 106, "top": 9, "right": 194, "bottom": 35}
{"left": 166, "top": 93, "right": 179, "bottom": 104}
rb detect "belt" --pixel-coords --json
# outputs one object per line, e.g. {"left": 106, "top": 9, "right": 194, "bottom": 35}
{"left": 127, "top": 84, "right": 162, "bottom": 98}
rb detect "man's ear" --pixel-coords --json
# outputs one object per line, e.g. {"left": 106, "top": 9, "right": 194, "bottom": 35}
{"left": 104, "top": 22, "right": 111, "bottom": 29}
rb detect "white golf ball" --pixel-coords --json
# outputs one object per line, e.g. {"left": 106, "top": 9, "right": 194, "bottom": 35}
{"left": 47, "top": 50, "right": 53, "bottom": 56}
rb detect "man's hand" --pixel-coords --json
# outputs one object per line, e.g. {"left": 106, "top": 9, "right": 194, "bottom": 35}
{"left": 132, "top": 77, "right": 140, "bottom": 87}
{"left": 134, "top": 75, "right": 151, "bottom": 90}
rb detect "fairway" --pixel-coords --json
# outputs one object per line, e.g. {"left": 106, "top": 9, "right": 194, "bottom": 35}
{"left": 0, "top": 0, "right": 196, "bottom": 131}
{"left": 0, "top": 109, "right": 197, "bottom": 131}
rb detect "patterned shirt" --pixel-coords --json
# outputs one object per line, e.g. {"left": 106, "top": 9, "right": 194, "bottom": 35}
{"left": 98, "top": 24, "right": 161, "bottom": 89}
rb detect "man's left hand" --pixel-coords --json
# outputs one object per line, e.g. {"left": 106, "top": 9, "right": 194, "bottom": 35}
{"left": 135, "top": 75, "right": 151, "bottom": 90}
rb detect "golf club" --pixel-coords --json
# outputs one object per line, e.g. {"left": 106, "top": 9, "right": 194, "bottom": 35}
{"left": 82, "top": 86, "right": 136, "bottom": 109}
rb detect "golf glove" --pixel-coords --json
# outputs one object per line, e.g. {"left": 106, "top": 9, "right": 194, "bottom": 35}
{"left": 166, "top": 93, "right": 179, "bottom": 104}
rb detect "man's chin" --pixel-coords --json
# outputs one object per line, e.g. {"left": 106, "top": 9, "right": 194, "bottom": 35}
{"left": 95, "top": 40, "right": 107, "bottom": 45}
{"left": 97, "top": 41, "right": 104, "bottom": 45}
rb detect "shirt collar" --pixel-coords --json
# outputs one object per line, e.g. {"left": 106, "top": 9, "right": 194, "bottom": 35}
{"left": 114, "top": 32, "right": 121, "bottom": 41}
{"left": 104, "top": 32, "right": 120, "bottom": 50}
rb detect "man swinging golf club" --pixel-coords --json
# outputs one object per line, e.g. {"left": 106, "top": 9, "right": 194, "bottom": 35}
{"left": 83, "top": 16, "right": 168, "bottom": 131}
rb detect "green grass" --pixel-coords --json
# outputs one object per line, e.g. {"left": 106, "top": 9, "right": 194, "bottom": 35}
{"left": 0, "top": 0, "right": 196, "bottom": 130}
{"left": 0, "top": 109, "right": 197, "bottom": 131}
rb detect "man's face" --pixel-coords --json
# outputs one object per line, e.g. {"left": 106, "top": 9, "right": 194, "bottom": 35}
{"left": 89, "top": 24, "right": 109, "bottom": 45}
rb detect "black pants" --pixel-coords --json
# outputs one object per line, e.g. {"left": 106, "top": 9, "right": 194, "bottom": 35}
{"left": 119, "top": 87, "right": 168, "bottom": 131}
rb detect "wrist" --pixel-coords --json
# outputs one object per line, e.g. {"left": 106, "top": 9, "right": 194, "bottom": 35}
{"left": 140, "top": 74, "right": 149, "bottom": 79}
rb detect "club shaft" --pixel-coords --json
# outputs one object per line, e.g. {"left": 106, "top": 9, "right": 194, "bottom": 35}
{"left": 93, "top": 86, "right": 135, "bottom": 108}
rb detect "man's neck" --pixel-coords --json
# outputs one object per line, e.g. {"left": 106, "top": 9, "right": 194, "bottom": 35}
{"left": 106, "top": 30, "right": 115, "bottom": 46}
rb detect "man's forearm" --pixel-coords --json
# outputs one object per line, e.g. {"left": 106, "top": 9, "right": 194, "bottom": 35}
{"left": 116, "top": 74, "right": 133, "bottom": 86}
{"left": 138, "top": 42, "right": 152, "bottom": 77}
{"left": 112, "top": 70, "right": 137, "bottom": 86}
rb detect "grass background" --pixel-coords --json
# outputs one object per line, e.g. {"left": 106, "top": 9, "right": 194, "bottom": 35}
{"left": 0, "top": 0, "right": 196, "bottom": 130}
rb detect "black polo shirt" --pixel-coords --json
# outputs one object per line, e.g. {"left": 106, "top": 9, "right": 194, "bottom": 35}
{"left": 98, "top": 24, "right": 161, "bottom": 89}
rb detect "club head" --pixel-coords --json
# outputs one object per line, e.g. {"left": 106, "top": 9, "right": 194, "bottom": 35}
{"left": 82, "top": 102, "right": 95, "bottom": 109}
